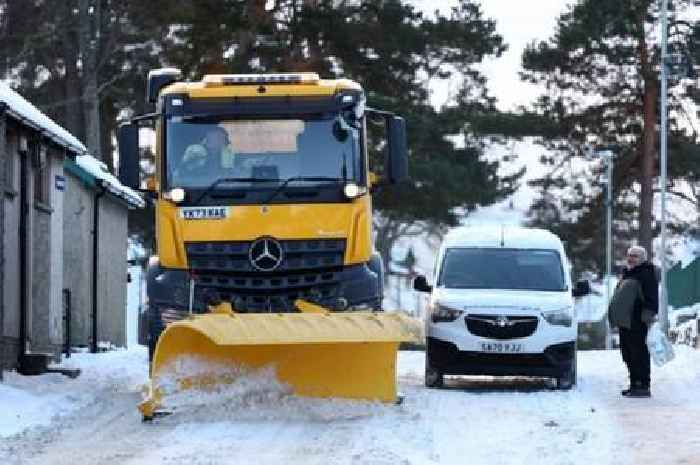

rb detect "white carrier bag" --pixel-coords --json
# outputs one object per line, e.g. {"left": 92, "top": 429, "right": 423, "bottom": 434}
{"left": 646, "top": 321, "right": 675, "bottom": 367}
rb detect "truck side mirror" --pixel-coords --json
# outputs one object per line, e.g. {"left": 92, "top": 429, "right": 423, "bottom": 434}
{"left": 413, "top": 275, "right": 432, "bottom": 293}
{"left": 118, "top": 123, "right": 140, "bottom": 189}
{"left": 572, "top": 280, "right": 591, "bottom": 298}
{"left": 385, "top": 116, "right": 408, "bottom": 184}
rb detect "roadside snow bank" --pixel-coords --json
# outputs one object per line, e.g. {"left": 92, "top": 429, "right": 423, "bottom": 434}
{"left": 0, "top": 346, "right": 148, "bottom": 438}
{"left": 0, "top": 384, "right": 72, "bottom": 437}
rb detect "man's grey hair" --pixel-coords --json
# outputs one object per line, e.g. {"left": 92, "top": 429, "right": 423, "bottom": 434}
{"left": 627, "top": 245, "right": 648, "bottom": 261}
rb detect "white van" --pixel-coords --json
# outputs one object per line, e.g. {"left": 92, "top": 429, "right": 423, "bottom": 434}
{"left": 413, "top": 226, "right": 590, "bottom": 389}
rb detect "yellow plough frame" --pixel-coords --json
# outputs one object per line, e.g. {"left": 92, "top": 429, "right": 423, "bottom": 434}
{"left": 139, "top": 301, "right": 420, "bottom": 419}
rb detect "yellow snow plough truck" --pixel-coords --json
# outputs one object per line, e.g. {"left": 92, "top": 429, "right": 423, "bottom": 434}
{"left": 118, "top": 69, "right": 419, "bottom": 419}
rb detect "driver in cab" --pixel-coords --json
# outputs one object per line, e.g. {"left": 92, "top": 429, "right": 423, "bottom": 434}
{"left": 178, "top": 126, "right": 237, "bottom": 178}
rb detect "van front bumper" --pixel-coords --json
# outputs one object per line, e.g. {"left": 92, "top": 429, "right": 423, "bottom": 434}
{"left": 427, "top": 337, "right": 575, "bottom": 378}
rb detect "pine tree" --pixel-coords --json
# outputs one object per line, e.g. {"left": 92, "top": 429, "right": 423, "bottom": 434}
{"left": 520, "top": 0, "right": 700, "bottom": 272}
{"left": 0, "top": 0, "right": 169, "bottom": 168}
{"left": 163, "top": 0, "right": 519, "bottom": 271}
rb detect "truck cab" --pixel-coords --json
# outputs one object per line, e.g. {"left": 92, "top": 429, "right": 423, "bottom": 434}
{"left": 118, "top": 70, "right": 407, "bottom": 358}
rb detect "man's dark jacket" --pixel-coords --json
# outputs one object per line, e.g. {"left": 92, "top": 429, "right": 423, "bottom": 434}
{"left": 622, "top": 262, "right": 659, "bottom": 318}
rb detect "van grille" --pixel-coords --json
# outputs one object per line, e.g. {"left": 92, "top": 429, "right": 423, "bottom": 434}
{"left": 465, "top": 314, "right": 539, "bottom": 340}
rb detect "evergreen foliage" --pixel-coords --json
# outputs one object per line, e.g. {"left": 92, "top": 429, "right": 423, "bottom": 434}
{"left": 520, "top": 0, "right": 700, "bottom": 273}
{"left": 1, "top": 0, "right": 520, "bottom": 272}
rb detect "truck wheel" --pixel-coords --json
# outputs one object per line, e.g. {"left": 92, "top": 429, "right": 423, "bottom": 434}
{"left": 425, "top": 356, "right": 444, "bottom": 388}
{"left": 368, "top": 253, "right": 384, "bottom": 311}
{"left": 147, "top": 308, "right": 164, "bottom": 364}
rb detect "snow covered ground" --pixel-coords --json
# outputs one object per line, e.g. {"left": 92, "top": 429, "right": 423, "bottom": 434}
{"left": 1, "top": 345, "right": 699, "bottom": 465}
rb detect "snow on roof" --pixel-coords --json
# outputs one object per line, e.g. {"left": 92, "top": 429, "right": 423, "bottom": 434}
{"left": 75, "top": 155, "right": 145, "bottom": 208}
{"left": 0, "top": 81, "right": 87, "bottom": 154}
{"left": 442, "top": 225, "right": 563, "bottom": 250}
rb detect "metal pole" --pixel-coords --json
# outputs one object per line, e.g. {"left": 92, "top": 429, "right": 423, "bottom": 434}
{"left": 0, "top": 103, "right": 6, "bottom": 380}
{"left": 605, "top": 154, "right": 613, "bottom": 349}
{"left": 659, "top": 0, "right": 669, "bottom": 334}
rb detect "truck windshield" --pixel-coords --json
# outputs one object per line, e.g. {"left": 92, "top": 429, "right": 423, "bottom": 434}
{"left": 164, "top": 115, "right": 360, "bottom": 192}
{"left": 438, "top": 248, "right": 566, "bottom": 291}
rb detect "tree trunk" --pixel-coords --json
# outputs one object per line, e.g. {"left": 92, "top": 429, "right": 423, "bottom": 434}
{"left": 79, "top": 0, "right": 101, "bottom": 158}
{"left": 639, "top": 78, "right": 657, "bottom": 257}
{"left": 374, "top": 218, "right": 398, "bottom": 286}
{"left": 638, "top": 24, "right": 657, "bottom": 258}
{"left": 61, "top": 2, "right": 83, "bottom": 141}
{"left": 100, "top": 97, "right": 116, "bottom": 172}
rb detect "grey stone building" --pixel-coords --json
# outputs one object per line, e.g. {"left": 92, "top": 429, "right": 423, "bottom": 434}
{"left": 63, "top": 155, "right": 144, "bottom": 350}
{"left": 0, "top": 83, "right": 143, "bottom": 375}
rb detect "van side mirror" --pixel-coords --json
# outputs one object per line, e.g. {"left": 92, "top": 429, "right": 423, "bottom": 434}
{"left": 572, "top": 280, "right": 591, "bottom": 298}
{"left": 385, "top": 116, "right": 408, "bottom": 184}
{"left": 118, "top": 123, "right": 140, "bottom": 189}
{"left": 413, "top": 275, "right": 432, "bottom": 293}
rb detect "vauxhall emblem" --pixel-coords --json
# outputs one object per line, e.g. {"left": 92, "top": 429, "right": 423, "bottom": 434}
{"left": 249, "top": 237, "right": 284, "bottom": 272}
{"left": 495, "top": 315, "right": 512, "bottom": 328}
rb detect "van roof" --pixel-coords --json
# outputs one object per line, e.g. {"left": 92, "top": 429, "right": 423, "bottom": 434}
{"left": 442, "top": 226, "right": 563, "bottom": 250}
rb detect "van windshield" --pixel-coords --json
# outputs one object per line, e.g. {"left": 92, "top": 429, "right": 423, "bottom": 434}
{"left": 438, "top": 248, "right": 566, "bottom": 291}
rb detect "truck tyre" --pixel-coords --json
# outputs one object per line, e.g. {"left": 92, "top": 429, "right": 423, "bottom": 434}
{"left": 147, "top": 307, "right": 164, "bottom": 364}
{"left": 368, "top": 253, "right": 384, "bottom": 311}
{"left": 424, "top": 354, "right": 444, "bottom": 388}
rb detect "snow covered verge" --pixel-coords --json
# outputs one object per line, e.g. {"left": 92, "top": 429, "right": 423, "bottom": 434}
{"left": 0, "top": 347, "right": 148, "bottom": 438}
{"left": 2, "top": 344, "right": 700, "bottom": 465}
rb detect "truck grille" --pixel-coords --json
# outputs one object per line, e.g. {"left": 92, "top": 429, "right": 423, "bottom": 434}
{"left": 185, "top": 239, "right": 346, "bottom": 311}
{"left": 465, "top": 314, "right": 539, "bottom": 340}
{"left": 186, "top": 239, "right": 345, "bottom": 272}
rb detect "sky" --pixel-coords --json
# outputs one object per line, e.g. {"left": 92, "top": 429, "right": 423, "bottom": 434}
{"left": 413, "top": 0, "right": 570, "bottom": 110}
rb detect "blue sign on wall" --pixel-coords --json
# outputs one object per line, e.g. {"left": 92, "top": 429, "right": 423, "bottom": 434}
{"left": 55, "top": 175, "right": 66, "bottom": 191}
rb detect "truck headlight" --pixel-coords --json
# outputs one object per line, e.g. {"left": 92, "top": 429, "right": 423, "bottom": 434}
{"left": 344, "top": 183, "right": 368, "bottom": 199}
{"left": 542, "top": 307, "right": 574, "bottom": 327}
{"left": 431, "top": 303, "right": 464, "bottom": 323}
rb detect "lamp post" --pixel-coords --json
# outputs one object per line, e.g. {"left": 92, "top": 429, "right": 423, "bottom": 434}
{"left": 587, "top": 145, "right": 615, "bottom": 349}
{"left": 599, "top": 149, "right": 614, "bottom": 350}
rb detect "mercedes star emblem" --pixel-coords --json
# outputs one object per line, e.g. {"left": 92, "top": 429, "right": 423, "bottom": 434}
{"left": 249, "top": 237, "right": 284, "bottom": 272}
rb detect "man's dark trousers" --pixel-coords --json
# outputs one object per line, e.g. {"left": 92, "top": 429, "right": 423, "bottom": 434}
{"left": 619, "top": 314, "right": 650, "bottom": 388}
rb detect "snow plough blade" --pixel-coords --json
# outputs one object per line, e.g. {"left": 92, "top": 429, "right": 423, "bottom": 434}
{"left": 139, "top": 301, "right": 420, "bottom": 419}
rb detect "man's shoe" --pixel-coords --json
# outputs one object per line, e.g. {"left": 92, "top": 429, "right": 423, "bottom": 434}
{"left": 621, "top": 387, "right": 633, "bottom": 396}
{"left": 626, "top": 387, "right": 651, "bottom": 398}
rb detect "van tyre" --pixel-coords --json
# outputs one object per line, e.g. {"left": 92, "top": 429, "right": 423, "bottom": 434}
{"left": 555, "top": 354, "right": 577, "bottom": 390}
{"left": 425, "top": 357, "right": 444, "bottom": 388}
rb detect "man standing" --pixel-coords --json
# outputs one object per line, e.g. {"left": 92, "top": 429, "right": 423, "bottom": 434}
{"left": 608, "top": 245, "right": 658, "bottom": 397}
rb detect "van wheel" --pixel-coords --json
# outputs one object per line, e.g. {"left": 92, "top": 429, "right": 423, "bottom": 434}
{"left": 556, "top": 354, "right": 577, "bottom": 390}
{"left": 425, "top": 357, "right": 444, "bottom": 388}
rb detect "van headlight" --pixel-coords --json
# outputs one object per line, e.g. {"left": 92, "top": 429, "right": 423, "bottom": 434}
{"left": 431, "top": 303, "right": 464, "bottom": 323}
{"left": 542, "top": 307, "right": 574, "bottom": 327}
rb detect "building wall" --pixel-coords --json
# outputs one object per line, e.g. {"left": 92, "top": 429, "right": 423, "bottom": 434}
{"left": 30, "top": 151, "right": 64, "bottom": 355}
{"left": 97, "top": 195, "right": 128, "bottom": 347}
{"left": 62, "top": 174, "right": 94, "bottom": 347}
{"left": 49, "top": 154, "right": 64, "bottom": 348}
{"left": 2, "top": 120, "right": 70, "bottom": 369}
{"left": 2, "top": 123, "right": 22, "bottom": 368}
{"left": 62, "top": 174, "right": 129, "bottom": 349}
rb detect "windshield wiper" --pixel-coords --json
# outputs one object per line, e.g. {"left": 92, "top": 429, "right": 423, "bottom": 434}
{"left": 262, "top": 176, "right": 343, "bottom": 205}
{"left": 192, "top": 177, "right": 271, "bottom": 205}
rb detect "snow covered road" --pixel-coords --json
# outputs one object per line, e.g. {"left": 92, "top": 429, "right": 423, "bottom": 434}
{"left": 1, "top": 347, "right": 698, "bottom": 465}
